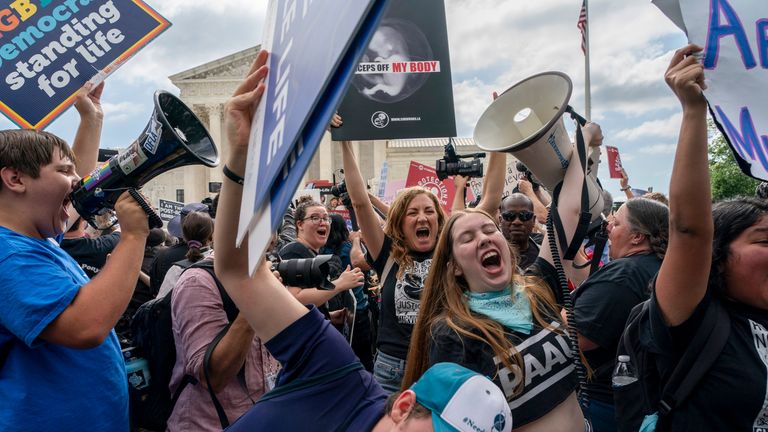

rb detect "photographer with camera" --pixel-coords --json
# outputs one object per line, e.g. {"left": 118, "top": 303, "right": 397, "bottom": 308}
{"left": 278, "top": 196, "right": 365, "bottom": 319}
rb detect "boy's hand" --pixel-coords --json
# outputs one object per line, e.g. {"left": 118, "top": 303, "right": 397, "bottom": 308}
{"left": 114, "top": 191, "right": 149, "bottom": 238}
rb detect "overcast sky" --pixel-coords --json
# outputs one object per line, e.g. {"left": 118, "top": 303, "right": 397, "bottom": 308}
{"left": 4, "top": 0, "right": 690, "bottom": 198}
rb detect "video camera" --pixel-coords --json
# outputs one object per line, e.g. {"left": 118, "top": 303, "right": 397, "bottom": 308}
{"left": 515, "top": 161, "right": 541, "bottom": 191}
{"left": 272, "top": 255, "right": 336, "bottom": 290}
{"left": 435, "top": 138, "right": 485, "bottom": 181}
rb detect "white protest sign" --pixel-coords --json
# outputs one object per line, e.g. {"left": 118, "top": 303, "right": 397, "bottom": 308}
{"left": 658, "top": 0, "right": 768, "bottom": 181}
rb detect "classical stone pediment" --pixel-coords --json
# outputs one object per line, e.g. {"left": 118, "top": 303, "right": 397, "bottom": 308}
{"left": 169, "top": 46, "right": 261, "bottom": 83}
{"left": 170, "top": 46, "right": 262, "bottom": 101}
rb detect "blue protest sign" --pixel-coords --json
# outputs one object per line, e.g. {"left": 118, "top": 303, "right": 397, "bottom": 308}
{"left": 0, "top": 0, "right": 170, "bottom": 129}
{"left": 238, "top": 0, "right": 391, "bottom": 258}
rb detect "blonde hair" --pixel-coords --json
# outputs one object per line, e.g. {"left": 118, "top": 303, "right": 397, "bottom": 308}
{"left": 402, "top": 209, "right": 560, "bottom": 395}
{"left": 383, "top": 187, "right": 446, "bottom": 276}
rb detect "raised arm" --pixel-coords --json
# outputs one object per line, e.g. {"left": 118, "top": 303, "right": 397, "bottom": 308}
{"left": 451, "top": 175, "right": 468, "bottom": 212}
{"left": 367, "top": 191, "right": 390, "bottom": 217}
{"left": 539, "top": 122, "right": 603, "bottom": 268}
{"left": 213, "top": 50, "right": 308, "bottom": 342}
{"left": 340, "top": 140, "right": 385, "bottom": 260}
{"left": 656, "top": 44, "right": 711, "bottom": 326}
{"left": 71, "top": 82, "right": 105, "bottom": 177}
{"left": 67, "top": 82, "right": 105, "bottom": 229}
{"left": 475, "top": 151, "right": 506, "bottom": 218}
{"left": 619, "top": 168, "right": 635, "bottom": 199}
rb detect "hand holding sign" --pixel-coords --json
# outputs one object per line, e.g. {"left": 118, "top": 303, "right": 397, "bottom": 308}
{"left": 73, "top": 81, "right": 105, "bottom": 121}
{"left": 605, "top": 146, "right": 624, "bottom": 179}
{"left": 664, "top": 44, "right": 707, "bottom": 110}
{"left": 224, "top": 50, "right": 269, "bottom": 169}
{"left": 0, "top": 0, "right": 170, "bottom": 129}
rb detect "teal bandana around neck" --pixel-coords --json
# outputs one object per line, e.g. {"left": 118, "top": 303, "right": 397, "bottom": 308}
{"left": 466, "top": 285, "right": 533, "bottom": 335}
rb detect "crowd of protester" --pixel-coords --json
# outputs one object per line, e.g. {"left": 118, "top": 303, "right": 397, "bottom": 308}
{"left": 1, "top": 42, "right": 768, "bottom": 432}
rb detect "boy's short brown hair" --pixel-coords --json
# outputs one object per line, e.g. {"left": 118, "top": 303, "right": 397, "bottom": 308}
{"left": 0, "top": 130, "right": 74, "bottom": 182}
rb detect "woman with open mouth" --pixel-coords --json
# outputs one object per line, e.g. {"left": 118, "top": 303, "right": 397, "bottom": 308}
{"left": 279, "top": 196, "right": 365, "bottom": 320}
{"left": 338, "top": 125, "right": 506, "bottom": 393}
{"left": 402, "top": 123, "right": 605, "bottom": 431}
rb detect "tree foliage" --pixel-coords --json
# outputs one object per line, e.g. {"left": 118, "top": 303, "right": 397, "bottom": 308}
{"left": 708, "top": 120, "right": 760, "bottom": 201}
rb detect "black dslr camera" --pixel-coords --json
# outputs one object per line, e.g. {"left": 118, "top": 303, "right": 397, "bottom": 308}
{"left": 273, "top": 255, "right": 336, "bottom": 290}
{"left": 435, "top": 138, "right": 485, "bottom": 181}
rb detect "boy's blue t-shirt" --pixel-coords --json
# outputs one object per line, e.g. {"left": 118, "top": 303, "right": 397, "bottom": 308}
{"left": 0, "top": 227, "right": 128, "bottom": 432}
{"left": 226, "top": 307, "right": 387, "bottom": 431}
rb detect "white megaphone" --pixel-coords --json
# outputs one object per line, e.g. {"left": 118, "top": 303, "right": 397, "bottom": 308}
{"left": 473, "top": 71, "right": 603, "bottom": 221}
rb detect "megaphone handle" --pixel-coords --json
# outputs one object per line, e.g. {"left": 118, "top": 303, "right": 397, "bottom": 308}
{"left": 127, "top": 188, "right": 164, "bottom": 229}
{"left": 565, "top": 106, "right": 588, "bottom": 126}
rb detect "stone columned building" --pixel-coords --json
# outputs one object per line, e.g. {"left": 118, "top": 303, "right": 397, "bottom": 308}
{"left": 143, "top": 46, "right": 494, "bottom": 210}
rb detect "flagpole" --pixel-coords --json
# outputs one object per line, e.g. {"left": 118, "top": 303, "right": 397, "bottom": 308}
{"left": 584, "top": 0, "right": 591, "bottom": 121}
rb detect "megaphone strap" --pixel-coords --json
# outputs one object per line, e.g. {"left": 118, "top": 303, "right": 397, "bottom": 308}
{"left": 550, "top": 125, "right": 592, "bottom": 261}
{"left": 565, "top": 105, "right": 588, "bottom": 127}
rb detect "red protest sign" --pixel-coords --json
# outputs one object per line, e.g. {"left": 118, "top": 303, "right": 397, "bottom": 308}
{"left": 606, "top": 146, "right": 624, "bottom": 178}
{"left": 404, "top": 161, "right": 474, "bottom": 212}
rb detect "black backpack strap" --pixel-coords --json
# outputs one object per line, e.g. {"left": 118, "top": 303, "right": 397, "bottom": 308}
{"left": 169, "top": 373, "right": 197, "bottom": 412}
{"left": 202, "top": 324, "right": 234, "bottom": 429}
{"left": 657, "top": 299, "right": 730, "bottom": 416}
{"left": 173, "top": 258, "right": 195, "bottom": 270}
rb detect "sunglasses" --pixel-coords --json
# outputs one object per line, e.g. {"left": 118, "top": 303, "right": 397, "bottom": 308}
{"left": 501, "top": 210, "right": 534, "bottom": 222}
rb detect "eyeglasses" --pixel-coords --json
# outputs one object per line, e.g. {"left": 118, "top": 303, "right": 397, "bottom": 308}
{"left": 501, "top": 211, "right": 534, "bottom": 222}
{"left": 303, "top": 215, "right": 330, "bottom": 224}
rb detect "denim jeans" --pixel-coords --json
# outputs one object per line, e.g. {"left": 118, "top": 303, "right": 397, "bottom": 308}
{"left": 372, "top": 350, "right": 406, "bottom": 394}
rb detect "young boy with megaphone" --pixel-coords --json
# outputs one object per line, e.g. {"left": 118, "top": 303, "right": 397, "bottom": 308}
{"left": 0, "top": 82, "right": 150, "bottom": 432}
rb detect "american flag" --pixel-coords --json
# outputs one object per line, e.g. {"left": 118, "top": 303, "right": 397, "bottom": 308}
{"left": 577, "top": 0, "right": 588, "bottom": 54}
